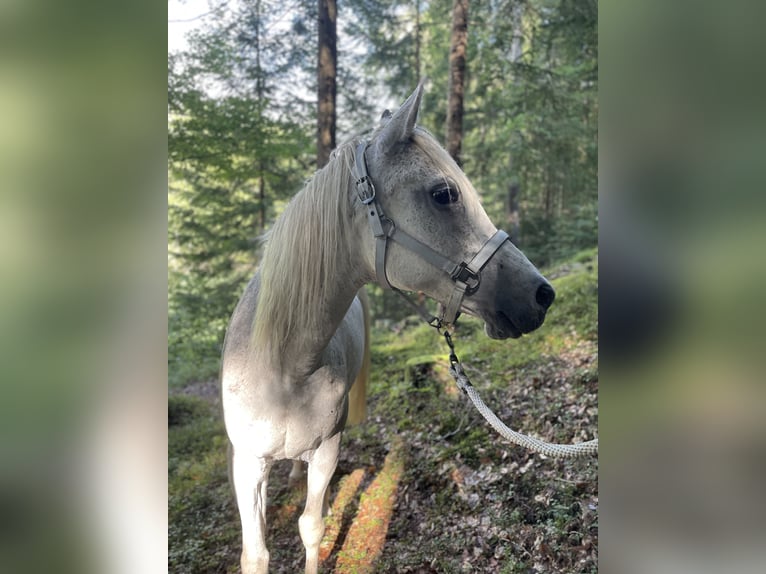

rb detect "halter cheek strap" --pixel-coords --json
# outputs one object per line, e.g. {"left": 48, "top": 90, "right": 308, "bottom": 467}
{"left": 353, "top": 141, "right": 509, "bottom": 327}
{"left": 441, "top": 228, "right": 510, "bottom": 325}
{"left": 354, "top": 144, "right": 392, "bottom": 289}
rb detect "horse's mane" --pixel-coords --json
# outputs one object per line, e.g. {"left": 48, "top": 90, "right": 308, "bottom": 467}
{"left": 251, "top": 126, "right": 479, "bottom": 366}
{"left": 251, "top": 137, "right": 360, "bottom": 363}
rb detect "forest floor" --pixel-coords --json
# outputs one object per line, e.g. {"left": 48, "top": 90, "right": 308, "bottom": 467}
{"left": 169, "top": 249, "right": 598, "bottom": 573}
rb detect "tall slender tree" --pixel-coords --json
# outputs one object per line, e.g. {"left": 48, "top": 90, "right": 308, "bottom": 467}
{"left": 446, "top": 0, "right": 468, "bottom": 165}
{"left": 317, "top": 0, "right": 337, "bottom": 168}
{"left": 168, "top": 0, "right": 316, "bottom": 376}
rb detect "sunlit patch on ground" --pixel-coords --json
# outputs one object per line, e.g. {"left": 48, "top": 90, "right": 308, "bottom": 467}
{"left": 333, "top": 440, "right": 405, "bottom": 573}
{"left": 319, "top": 467, "right": 366, "bottom": 562}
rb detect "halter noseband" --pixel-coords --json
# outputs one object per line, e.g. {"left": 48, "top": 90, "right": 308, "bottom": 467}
{"left": 353, "top": 141, "right": 510, "bottom": 327}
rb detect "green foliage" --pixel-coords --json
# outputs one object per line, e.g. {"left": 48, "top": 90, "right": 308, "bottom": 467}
{"left": 168, "top": 0, "right": 597, "bottom": 389}
{"left": 168, "top": 394, "right": 212, "bottom": 427}
{"left": 169, "top": 250, "right": 597, "bottom": 572}
{"left": 543, "top": 249, "right": 599, "bottom": 341}
{"left": 167, "top": 266, "right": 233, "bottom": 389}
{"left": 168, "top": 1, "right": 319, "bottom": 388}
{"left": 168, "top": 4, "right": 598, "bottom": 570}
{"left": 353, "top": 250, "right": 598, "bottom": 572}
{"left": 462, "top": 0, "right": 598, "bottom": 261}
{"left": 346, "top": 0, "right": 597, "bottom": 267}
{"left": 522, "top": 201, "right": 598, "bottom": 266}
{"left": 168, "top": 395, "right": 239, "bottom": 573}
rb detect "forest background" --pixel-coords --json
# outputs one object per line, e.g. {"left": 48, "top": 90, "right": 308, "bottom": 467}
{"left": 168, "top": 0, "right": 598, "bottom": 387}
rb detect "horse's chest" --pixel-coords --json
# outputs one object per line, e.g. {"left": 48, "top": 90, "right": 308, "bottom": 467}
{"left": 225, "top": 368, "right": 349, "bottom": 460}
{"left": 283, "top": 373, "right": 348, "bottom": 457}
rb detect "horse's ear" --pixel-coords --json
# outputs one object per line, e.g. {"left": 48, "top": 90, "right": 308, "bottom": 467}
{"left": 375, "top": 82, "right": 424, "bottom": 153}
{"left": 379, "top": 109, "right": 392, "bottom": 125}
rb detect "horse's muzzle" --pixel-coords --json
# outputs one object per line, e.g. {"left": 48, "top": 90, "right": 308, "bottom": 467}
{"left": 478, "top": 276, "right": 555, "bottom": 340}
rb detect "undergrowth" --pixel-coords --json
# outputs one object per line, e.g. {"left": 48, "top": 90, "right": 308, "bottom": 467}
{"left": 168, "top": 248, "right": 598, "bottom": 573}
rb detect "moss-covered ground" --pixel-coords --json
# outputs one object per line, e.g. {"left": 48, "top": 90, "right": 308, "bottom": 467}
{"left": 169, "top": 248, "right": 598, "bottom": 573}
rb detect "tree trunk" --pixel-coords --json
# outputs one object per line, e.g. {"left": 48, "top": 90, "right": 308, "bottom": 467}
{"left": 258, "top": 173, "right": 266, "bottom": 231}
{"left": 317, "top": 0, "right": 337, "bottom": 169}
{"left": 446, "top": 0, "right": 469, "bottom": 166}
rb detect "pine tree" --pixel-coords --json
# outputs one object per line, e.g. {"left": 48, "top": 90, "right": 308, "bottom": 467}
{"left": 446, "top": 0, "right": 469, "bottom": 165}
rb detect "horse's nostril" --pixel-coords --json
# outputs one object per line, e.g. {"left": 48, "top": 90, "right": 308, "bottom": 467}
{"left": 536, "top": 283, "right": 556, "bottom": 309}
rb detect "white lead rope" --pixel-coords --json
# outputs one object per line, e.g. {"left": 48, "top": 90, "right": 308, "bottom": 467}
{"left": 449, "top": 362, "right": 598, "bottom": 458}
{"left": 443, "top": 330, "right": 598, "bottom": 459}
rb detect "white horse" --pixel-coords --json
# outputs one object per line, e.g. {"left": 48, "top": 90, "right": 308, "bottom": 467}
{"left": 221, "top": 84, "right": 555, "bottom": 574}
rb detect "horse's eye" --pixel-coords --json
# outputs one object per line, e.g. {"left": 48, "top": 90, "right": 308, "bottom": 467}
{"left": 431, "top": 185, "right": 460, "bottom": 205}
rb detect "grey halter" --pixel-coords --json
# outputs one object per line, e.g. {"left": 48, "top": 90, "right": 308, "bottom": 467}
{"left": 353, "top": 141, "right": 510, "bottom": 327}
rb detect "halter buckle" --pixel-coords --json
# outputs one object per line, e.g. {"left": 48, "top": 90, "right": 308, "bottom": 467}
{"left": 356, "top": 177, "right": 376, "bottom": 205}
{"left": 354, "top": 142, "right": 377, "bottom": 205}
{"left": 451, "top": 262, "right": 481, "bottom": 293}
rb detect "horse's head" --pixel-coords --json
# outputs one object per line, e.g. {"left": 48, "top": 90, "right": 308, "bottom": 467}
{"left": 356, "top": 84, "right": 554, "bottom": 339}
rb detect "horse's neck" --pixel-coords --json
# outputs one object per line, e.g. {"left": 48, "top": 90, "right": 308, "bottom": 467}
{"left": 264, "top": 220, "right": 368, "bottom": 380}
{"left": 252, "top": 158, "right": 373, "bottom": 380}
{"left": 273, "top": 274, "right": 363, "bottom": 381}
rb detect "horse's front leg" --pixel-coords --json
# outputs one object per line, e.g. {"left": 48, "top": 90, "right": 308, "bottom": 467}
{"left": 299, "top": 432, "right": 341, "bottom": 574}
{"left": 232, "top": 447, "right": 273, "bottom": 574}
